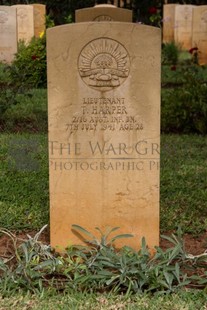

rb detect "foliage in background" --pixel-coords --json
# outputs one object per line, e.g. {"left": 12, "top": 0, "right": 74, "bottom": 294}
{"left": 0, "top": 134, "right": 49, "bottom": 230}
{"left": 162, "top": 65, "right": 207, "bottom": 134}
{"left": 0, "top": 84, "right": 47, "bottom": 132}
{"left": 0, "top": 226, "right": 206, "bottom": 296}
{"left": 132, "top": 0, "right": 161, "bottom": 26}
{"left": 162, "top": 42, "right": 180, "bottom": 65}
{"left": 0, "top": 63, "right": 19, "bottom": 119}
{"left": 0, "top": 34, "right": 47, "bottom": 131}
{"left": 2, "top": 89, "right": 48, "bottom": 132}
{"left": 9, "top": 36, "right": 46, "bottom": 89}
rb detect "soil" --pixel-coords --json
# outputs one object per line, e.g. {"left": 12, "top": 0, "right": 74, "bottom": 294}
{"left": 0, "top": 229, "right": 206, "bottom": 291}
{"left": 0, "top": 228, "right": 206, "bottom": 259}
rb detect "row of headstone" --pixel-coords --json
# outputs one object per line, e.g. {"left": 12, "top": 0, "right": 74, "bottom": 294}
{"left": 75, "top": 4, "right": 132, "bottom": 22}
{"left": 0, "top": 4, "right": 45, "bottom": 63}
{"left": 163, "top": 4, "right": 207, "bottom": 64}
{"left": 106, "top": 0, "right": 131, "bottom": 7}
{"left": 48, "top": 5, "right": 161, "bottom": 251}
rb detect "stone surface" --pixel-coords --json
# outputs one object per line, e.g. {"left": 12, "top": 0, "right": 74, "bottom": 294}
{"left": 75, "top": 4, "right": 132, "bottom": 22}
{"left": 163, "top": 4, "right": 177, "bottom": 43}
{"left": 47, "top": 22, "right": 161, "bottom": 251}
{"left": 192, "top": 6, "right": 207, "bottom": 65}
{"left": 0, "top": 6, "right": 17, "bottom": 63}
{"left": 13, "top": 5, "right": 34, "bottom": 44}
{"left": 33, "top": 4, "right": 46, "bottom": 38}
{"left": 174, "top": 5, "right": 194, "bottom": 50}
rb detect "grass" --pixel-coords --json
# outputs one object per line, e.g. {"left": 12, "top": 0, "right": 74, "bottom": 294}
{"left": 0, "top": 54, "right": 207, "bottom": 303}
{"left": 0, "top": 290, "right": 206, "bottom": 309}
{"left": 2, "top": 89, "right": 48, "bottom": 132}
{"left": 0, "top": 133, "right": 49, "bottom": 230}
{"left": 161, "top": 134, "right": 207, "bottom": 234}
{"left": 0, "top": 133, "right": 206, "bottom": 234}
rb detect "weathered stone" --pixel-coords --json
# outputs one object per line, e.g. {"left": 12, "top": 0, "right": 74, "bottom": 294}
{"left": 0, "top": 6, "right": 17, "bottom": 63}
{"left": 13, "top": 5, "right": 34, "bottom": 44}
{"left": 192, "top": 6, "right": 207, "bottom": 65}
{"left": 33, "top": 4, "right": 46, "bottom": 38}
{"left": 174, "top": 5, "right": 194, "bottom": 50}
{"left": 47, "top": 23, "right": 161, "bottom": 251}
{"left": 163, "top": 4, "right": 177, "bottom": 43}
{"left": 75, "top": 4, "right": 132, "bottom": 22}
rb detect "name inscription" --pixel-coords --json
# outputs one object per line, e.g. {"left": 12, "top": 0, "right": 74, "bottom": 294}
{"left": 66, "top": 97, "right": 144, "bottom": 132}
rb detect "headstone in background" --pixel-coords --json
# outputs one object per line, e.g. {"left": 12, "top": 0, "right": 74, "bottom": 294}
{"left": 47, "top": 22, "right": 161, "bottom": 251}
{"left": 0, "top": 6, "right": 17, "bottom": 63}
{"left": 192, "top": 6, "right": 207, "bottom": 65}
{"left": 13, "top": 5, "right": 34, "bottom": 44}
{"left": 33, "top": 4, "right": 46, "bottom": 38}
{"left": 174, "top": 5, "right": 194, "bottom": 50}
{"left": 113, "top": 0, "right": 130, "bottom": 7}
{"left": 163, "top": 4, "right": 177, "bottom": 43}
{"left": 75, "top": 4, "right": 132, "bottom": 22}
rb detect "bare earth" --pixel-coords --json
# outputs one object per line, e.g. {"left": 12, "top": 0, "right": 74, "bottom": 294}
{"left": 0, "top": 229, "right": 206, "bottom": 258}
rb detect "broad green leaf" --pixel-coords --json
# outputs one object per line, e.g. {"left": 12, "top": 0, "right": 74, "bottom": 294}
{"left": 71, "top": 224, "right": 95, "bottom": 239}
{"left": 111, "top": 234, "right": 133, "bottom": 243}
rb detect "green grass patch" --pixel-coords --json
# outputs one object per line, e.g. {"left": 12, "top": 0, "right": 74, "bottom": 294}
{"left": 0, "top": 290, "right": 206, "bottom": 310}
{"left": 161, "top": 134, "right": 207, "bottom": 234}
{"left": 0, "top": 133, "right": 49, "bottom": 230}
{"left": 0, "top": 133, "right": 206, "bottom": 234}
{"left": 2, "top": 89, "right": 47, "bottom": 132}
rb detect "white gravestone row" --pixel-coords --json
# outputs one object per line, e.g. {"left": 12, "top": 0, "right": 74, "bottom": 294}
{"left": 0, "top": 4, "right": 45, "bottom": 63}
{"left": 163, "top": 4, "right": 207, "bottom": 64}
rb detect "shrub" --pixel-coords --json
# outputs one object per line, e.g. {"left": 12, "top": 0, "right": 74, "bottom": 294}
{"left": 161, "top": 65, "right": 207, "bottom": 134}
{"left": 0, "top": 63, "right": 20, "bottom": 120}
{"left": 0, "top": 226, "right": 206, "bottom": 296}
{"left": 162, "top": 42, "right": 180, "bottom": 65}
{"left": 9, "top": 35, "right": 46, "bottom": 89}
{"left": 2, "top": 89, "right": 48, "bottom": 132}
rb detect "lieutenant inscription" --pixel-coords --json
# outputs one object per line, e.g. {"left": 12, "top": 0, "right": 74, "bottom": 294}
{"left": 66, "top": 97, "right": 143, "bottom": 132}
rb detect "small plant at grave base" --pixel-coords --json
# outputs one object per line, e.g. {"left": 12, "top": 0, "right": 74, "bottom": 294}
{"left": 0, "top": 226, "right": 206, "bottom": 296}
{"left": 71, "top": 224, "right": 134, "bottom": 248}
{"left": 0, "top": 225, "right": 61, "bottom": 296}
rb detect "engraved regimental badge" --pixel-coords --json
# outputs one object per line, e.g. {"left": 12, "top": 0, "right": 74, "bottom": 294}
{"left": 93, "top": 15, "right": 113, "bottom": 21}
{"left": 78, "top": 38, "right": 130, "bottom": 92}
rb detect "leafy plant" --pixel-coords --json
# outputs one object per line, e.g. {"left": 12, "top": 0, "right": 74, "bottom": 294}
{"left": 61, "top": 226, "right": 206, "bottom": 295}
{"left": 0, "top": 226, "right": 206, "bottom": 296}
{"left": 71, "top": 225, "right": 133, "bottom": 248}
{"left": 162, "top": 42, "right": 180, "bottom": 65}
{"left": 162, "top": 65, "right": 207, "bottom": 134}
{"left": 9, "top": 35, "right": 47, "bottom": 89}
{"left": 0, "top": 225, "right": 60, "bottom": 296}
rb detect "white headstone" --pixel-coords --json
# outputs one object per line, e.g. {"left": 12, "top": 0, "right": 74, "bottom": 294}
{"left": 47, "top": 22, "right": 161, "bottom": 251}
{"left": 13, "top": 5, "right": 34, "bottom": 44}
{"left": 0, "top": 6, "right": 17, "bottom": 63}
{"left": 192, "top": 6, "right": 207, "bottom": 64}
{"left": 174, "top": 5, "right": 194, "bottom": 50}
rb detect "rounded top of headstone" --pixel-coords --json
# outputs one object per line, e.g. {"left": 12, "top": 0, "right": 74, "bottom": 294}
{"left": 94, "top": 4, "right": 117, "bottom": 8}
